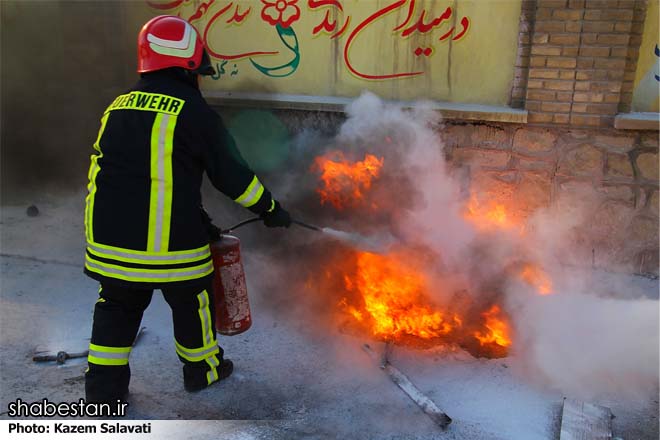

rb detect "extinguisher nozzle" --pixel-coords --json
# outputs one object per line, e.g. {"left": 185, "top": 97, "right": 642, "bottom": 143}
{"left": 291, "top": 219, "right": 322, "bottom": 232}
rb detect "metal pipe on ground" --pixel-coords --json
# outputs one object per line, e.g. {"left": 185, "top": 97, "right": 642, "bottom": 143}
{"left": 33, "top": 327, "right": 146, "bottom": 365}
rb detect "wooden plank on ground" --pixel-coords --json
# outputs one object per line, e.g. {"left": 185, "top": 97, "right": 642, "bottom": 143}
{"left": 362, "top": 344, "right": 452, "bottom": 429}
{"left": 560, "top": 398, "right": 612, "bottom": 440}
{"left": 381, "top": 361, "right": 452, "bottom": 429}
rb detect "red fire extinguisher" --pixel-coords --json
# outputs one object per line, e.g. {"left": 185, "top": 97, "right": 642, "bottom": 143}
{"left": 209, "top": 234, "right": 252, "bottom": 336}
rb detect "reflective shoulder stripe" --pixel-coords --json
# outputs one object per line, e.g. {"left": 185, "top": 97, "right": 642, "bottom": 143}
{"left": 87, "top": 243, "right": 210, "bottom": 265}
{"left": 174, "top": 340, "right": 219, "bottom": 362}
{"left": 92, "top": 113, "right": 110, "bottom": 154}
{"left": 85, "top": 254, "right": 213, "bottom": 283}
{"left": 87, "top": 344, "right": 131, "bottom": 366}
{"left": 234, "top": 176, "right": 265, "bottom": 208}
{"left": 84, "top": 113, "right": 110, "bottom": 243}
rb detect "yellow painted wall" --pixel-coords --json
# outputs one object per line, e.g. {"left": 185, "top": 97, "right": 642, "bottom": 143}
{"left": 632, "top": 0, "right": 659, "bottom": 112}
{"left": 129, "top": 0, "right": 521, "bottom": 105}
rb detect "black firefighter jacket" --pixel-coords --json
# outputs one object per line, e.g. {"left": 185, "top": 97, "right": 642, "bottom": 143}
{"left": 84, "top": 69, "right": 274, "bottom": 289}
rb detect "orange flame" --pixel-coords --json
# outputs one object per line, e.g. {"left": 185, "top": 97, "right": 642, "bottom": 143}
{"left": 333, "top": 250, "right": 512, "bottom": 356}
{"left": 464, "top": 194, "right": 554, "bottom": 297}
{"left": 342, "top": 251, "right": 457, "bottom": 340}
{"left": 309, "top": 151, "right": 516, "bottom": 356}
{"left": 464, "top": 194, "right": 517, "bottom": 231}
{"left": 519, "top": 263, "right": 553, "bottom": 295}
{"left": 473, "top": 305, "right": 512, "bottom": 347}
{"left": 312, "top": 151, "right": 384, "bottom": 210}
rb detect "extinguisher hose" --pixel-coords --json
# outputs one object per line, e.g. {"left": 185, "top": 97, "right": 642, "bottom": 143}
{"left": 221, "top": 218, "right": 387, "bottom": 253}
{"left": 222, "top": 218, "right": 261, "bottom": 234}
{"left": 222, "top": 217, "right": 322, "bottom": 234}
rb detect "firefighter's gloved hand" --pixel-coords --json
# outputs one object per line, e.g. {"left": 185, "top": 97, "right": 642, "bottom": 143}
{"left": 261, "top": 201, "right": 291, "bottom": 228}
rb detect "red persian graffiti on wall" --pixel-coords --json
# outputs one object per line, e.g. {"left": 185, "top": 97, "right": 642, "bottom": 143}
{"left": 145, "top": 0, "right": 471, "bottom": 80}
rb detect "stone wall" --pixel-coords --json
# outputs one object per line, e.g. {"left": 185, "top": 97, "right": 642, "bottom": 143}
{"left": 248, "top": 108, "right": 658, "bottom": 276}
{"left": 451, "top": 0, "right": 659, "bottom": 275}
{"left": 443, "top": 122, "right": 659, "bottom": 275}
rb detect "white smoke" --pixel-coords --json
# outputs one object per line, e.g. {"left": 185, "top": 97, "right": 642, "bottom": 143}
{"left": 508, "top": 287, "right": 659, "bottom": 400}
{"left": 509, "top": 183, "right": 658, "bottom": 400}
{"left": 339, "top": 92, "right": 475, "bottom": 266}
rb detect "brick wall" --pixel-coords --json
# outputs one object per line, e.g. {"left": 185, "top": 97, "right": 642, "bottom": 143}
{"left": 523, "top": 0, "right": 647, "bottom": 127}
{"left": 510, "top": 0, "right": 537, "bottom": 108}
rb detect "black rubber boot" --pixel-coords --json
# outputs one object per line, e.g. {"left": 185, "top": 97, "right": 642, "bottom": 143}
{"left": 183, "top": 358, "right": 234, "bottom": 392}
{"left": 85, "top": 364, "right": 130, "bottom": 403}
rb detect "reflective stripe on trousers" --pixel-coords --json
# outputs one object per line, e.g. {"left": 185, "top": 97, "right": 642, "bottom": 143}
{"left": 206, "top": 354, "right": 220, "bottom": 385}
{"left": 88, "top": 343, "right": 131, "bottom": 366}
{"left": 174, "top": 289, "right": 218, "bottom": 362}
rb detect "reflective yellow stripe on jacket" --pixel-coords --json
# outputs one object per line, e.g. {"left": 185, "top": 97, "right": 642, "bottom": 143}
{"left": 87, "top": 242, "right": 211, "bottom": 265}
{"left": 147, "top": 113, "right": 176, "bottom": 253}
{"left": 84, "top": 113, "right": 109, "bottom": 242}
{"left": 84, "top": 253, "right": 213, "bottom": 283}
{"left": 234, "top": 175, "right": 265, "bottom": 208}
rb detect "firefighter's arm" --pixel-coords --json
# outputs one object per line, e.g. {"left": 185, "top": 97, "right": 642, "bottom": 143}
{"left": 200, "top": 112, "right": 272, "bottom": 213}
{"left": 201, "top": 111, "right": 291, "bottom": 227}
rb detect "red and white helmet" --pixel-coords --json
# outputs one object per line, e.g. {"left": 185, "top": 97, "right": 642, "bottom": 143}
{"left": 137, "top": 15, "right": 215, "bottom": 75}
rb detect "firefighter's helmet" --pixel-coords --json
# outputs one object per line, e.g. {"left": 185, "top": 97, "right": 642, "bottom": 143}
{"left": 137, "top": 15, "right": 215, "bottom": 75}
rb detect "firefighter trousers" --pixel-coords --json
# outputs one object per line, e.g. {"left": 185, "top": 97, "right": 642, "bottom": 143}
{"left": 85, "top": 277, "right": 225, "bottom": 402}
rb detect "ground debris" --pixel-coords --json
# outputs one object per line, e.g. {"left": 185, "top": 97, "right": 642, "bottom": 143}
{"left": 363, "top": 343, "right": 452, "bottom": 430}
{"left": 560, "top": 398, "right": 612, "bottom": 440}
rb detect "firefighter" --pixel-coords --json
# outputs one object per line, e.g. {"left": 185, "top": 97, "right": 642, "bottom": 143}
{"left": 83, "top": 15, "right": 291, "bottom": 402}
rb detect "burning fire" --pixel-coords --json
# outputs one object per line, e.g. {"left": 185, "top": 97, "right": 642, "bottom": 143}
{"left": 464, "top": 194, "right": 517, "bottom": 231}
{"left": 464, "top": 193, "right": 554, "bottom": 296}
{"left": 342, "top": 251, "right": 459, "bottom": 340}
{"left": 311, "top": 150, "right": 384, "bottom": 210}
{"left": 519, "top": 263, "right": 553, "bottom": 295}
{"left": 333, "top": 249, "right": 512, "bottom": 357}
{"left": 308, "top": 151, "right": 526, "bottom": 358}
{"left": 473, "top": 305, "right": 512, "bottom": 347}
